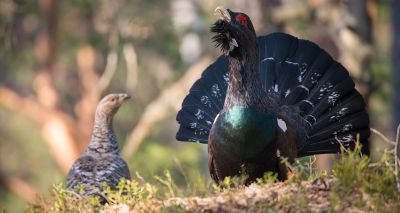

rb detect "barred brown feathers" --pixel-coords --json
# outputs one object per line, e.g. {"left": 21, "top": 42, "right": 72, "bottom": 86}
{"left": 66, "top": 93, "right": 131, "bottom": 200}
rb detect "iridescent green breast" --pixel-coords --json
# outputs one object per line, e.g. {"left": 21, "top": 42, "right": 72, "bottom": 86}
{"left": 211, "top": 106, "right": 277, "bottom": 160}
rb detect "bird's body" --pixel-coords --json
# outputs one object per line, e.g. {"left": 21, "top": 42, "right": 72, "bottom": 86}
{"left": 67, "top": 94, "right": 131, "bottom": 198}
{"left": 176, "top": 7, "right": 369, "bottom": 184}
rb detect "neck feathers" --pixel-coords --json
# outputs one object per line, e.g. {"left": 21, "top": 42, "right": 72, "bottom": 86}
{"left": 86, "top": 109, "right": 119, "bottom": 155}
{"left": 224, "top": 40, "right": 266, "bottom": 110}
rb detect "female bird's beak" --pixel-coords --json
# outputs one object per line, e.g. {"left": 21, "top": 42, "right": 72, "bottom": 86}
{"left": 214, "top": 6, "right": 231, "bottom": 22}
{"left": 119, "top": 93, "right": 131, "bottom": 101}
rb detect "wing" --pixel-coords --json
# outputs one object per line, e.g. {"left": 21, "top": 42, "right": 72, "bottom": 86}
{"left": 66, "top": 155, "right": 96, "bottom": 189}
{"left": 66, "top": 154, "right": 131, "bottom": 191}
{"left": 95, "top": 156, "right": 131, "bottom": 189}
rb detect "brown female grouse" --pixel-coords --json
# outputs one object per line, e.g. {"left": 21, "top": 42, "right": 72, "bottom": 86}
{"left": 66, "top": 93, "right": 131, "bottom": 198}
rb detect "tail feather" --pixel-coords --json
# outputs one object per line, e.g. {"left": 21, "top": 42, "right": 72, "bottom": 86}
{"left": 260, "top": 33, "right": 298, "bottom": 62}
{"left": 177, "top": 109, "right": 213, "bottom": 130}
{"left": 258, "top": 33, "right": 369, "bottom": 155}
{"left": 183, "top": 86, "right": 221, "bottom": 117}
{"left": 308, "top": 111, "right": 369, "bottom": 142}
{"left": 176, "top": 125, "right": 209, "bottom": 143}
{"left": 307, "top": 78, "right": 355, "bottom": 118}
{"left": 259, "top": 33, "right": 299, "bottom": 91}
{"left": 176, "top": 57, "right": 228, "bottom": 143}
{"left": 283, "top": 85, "right": 310, "bottom": 105}
{"left": 284, "top": 53, "right": 334, "bottom": 106}
{"left": 310, "top": 92, "right": 366, "bottom": 133}
{"left": 299, "top": 129, "right": 370, "bottom": 156}
{"left": 306, "top": 63, "right": 350, "bottom": 107}
{"left": 300, "top": 52, "right": 334, "bottom": 90}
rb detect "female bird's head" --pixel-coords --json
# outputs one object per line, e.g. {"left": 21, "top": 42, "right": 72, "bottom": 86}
{"left": 211, "top": 6, "right": 257, "bottom": 56}
{"left": 96, "top": 93, "right": 130, "bottom": 118}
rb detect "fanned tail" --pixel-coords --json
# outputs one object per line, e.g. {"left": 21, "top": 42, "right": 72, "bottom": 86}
{"left": 258, "top": 33, "right": 370, "bottom": 156}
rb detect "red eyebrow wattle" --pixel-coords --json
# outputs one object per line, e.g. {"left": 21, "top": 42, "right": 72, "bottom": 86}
{"left": 236, "top": 15, "right": 248, "bottom": 26}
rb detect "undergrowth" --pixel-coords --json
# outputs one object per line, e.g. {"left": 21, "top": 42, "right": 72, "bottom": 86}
{"left": 26, "top": 142, "right": 400, "bottom": 212}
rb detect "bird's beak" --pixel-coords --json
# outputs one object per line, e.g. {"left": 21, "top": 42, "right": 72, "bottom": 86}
{"left": 119, "top": 93, "right": 131, "bottom": 101}
{"left": 214, "top": 6, "right": 231, "bottom": 22}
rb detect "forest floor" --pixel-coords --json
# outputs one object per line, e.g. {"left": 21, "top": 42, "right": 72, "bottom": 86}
{"left": 101, "top": 177, "right": 399, "bottom": 213}
{"left": 28, "top": 144, "right": 400, "bottom": 213}
{"left": 105, "top": 177, "right": 333, "bottom": 213}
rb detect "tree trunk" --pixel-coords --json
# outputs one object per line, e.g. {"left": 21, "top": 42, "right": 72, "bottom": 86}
{"left": 343, "top": 0, "right": 373, "bottom": 102}
{"left": 259, "top": 0, "right": 284, "bottom": 34}
{"left": 391, "top": 0, "right": 400, "bottom": 158}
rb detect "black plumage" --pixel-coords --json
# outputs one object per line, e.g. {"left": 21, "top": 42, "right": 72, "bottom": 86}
{"left": 176, "top": 7, "right": 369, "bottom": 183}
{"left": 66, "top": 93, "right": 131, "bottom": 201}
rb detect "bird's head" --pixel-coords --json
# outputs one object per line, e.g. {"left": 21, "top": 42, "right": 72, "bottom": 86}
{"left": 96, "top": 93, "right": 130, "bottom": 118}
{"left": 211, "top": 6, "right": 256, "bottom": 56}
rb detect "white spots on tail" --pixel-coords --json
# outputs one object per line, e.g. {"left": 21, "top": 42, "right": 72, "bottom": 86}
{"left": 211, "top": 84, "right": 222, "bottom": 97}
{"left": 339, "top": 134, "right": 355, "bottom": 147}
{"left": 285, "top": 89, "right": 291, "bottom": 97}
{"left": 273, "top": 84, "right": 279, "bottom": 92}
{"left": 194, "top": 129, "right": 209, "bottom": 136}
{"left": 318, "top": 82, "right": 333, "bottom": 100}
{"left": 300, "top": 63, "right": 307, "bottom": 73}
{"left": 223, "top": 72, "right": 229, "bottom": 84}
{"left": 188, "top": 138, "right": 201, "bottom": 143}
{"left": 190, "top": 122, "right": 198, "bottom": 128}
{"left": 329, "top": 107, "right": 349, "bottom": 122}
{"left": 333, "top": 123, "right": 353, "bottom": 135}
{"left": 201, "top": 96, "right": 211, "bottom": 107}
{"left": 319, "top": 83, "right": 333, "bottom": 93}
{"left": 310, "top": 72, "right": 321, "bottom": 85}
{"left": 298, "top": 75, "right": 303, "bottom": 83}
{"left": 328, "top": 91, "right": 340, "bottom": 106}
{"left": 342, "top": 124, "right": 353, "bottom": 132}
{"left": 190, "top": 119, "right": 210, "bottom": 135}
{"left": 338, "top": 107, "right": 349, "bottom": 116}
{"left": 261, "top": 58, "right": 310, "bottom": 96}
{"left": 277, "top": 118, "right": 287, "bottom": 132}
{"left": 195, "top": 109, "right": 204, "bottom": 120}
{"left": 298, "top": 63, "right": 307, "bottom": 83}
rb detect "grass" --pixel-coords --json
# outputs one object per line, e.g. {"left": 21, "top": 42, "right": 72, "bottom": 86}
{"left": 26, "top": 141, "right": 400, "bottom": 213}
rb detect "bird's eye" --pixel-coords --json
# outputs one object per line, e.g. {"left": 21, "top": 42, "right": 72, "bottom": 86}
{"left": 236, "top": 15, "right": 248, "bottom": 27}
{"left": 111, "top": 97, "right": 116, "bottom": 102}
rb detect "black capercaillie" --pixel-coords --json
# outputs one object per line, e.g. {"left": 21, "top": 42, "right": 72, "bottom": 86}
{"left": 176, "top": 7, "right": 370, "bottom": 184}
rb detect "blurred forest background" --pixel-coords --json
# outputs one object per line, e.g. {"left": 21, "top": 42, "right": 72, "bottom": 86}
{"left": 0, "top": 0, "right": 397, "bottom": 211}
